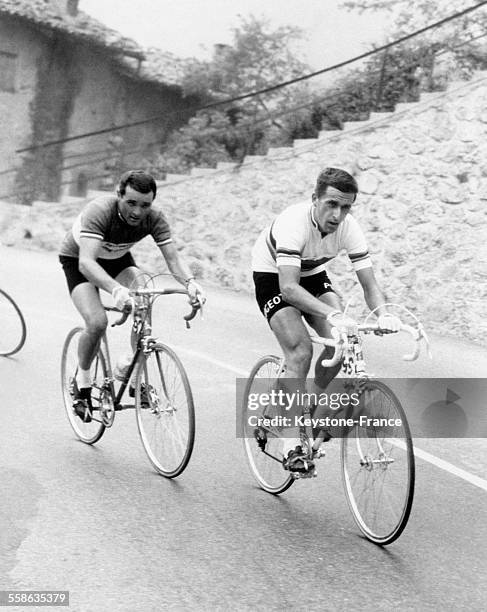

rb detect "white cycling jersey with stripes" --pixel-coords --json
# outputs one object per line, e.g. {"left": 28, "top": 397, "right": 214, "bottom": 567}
{"left": 251, "top": 200, "right": 371, "bottom": 276}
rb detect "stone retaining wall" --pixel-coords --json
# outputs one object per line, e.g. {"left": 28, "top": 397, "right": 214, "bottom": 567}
{"left": 2, "top": 73, "right": 487, "bottom": 345}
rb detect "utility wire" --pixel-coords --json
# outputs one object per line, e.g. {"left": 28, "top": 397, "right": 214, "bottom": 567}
{"left": 15, "top": 0, "right": 487, "bottom": 154}
{"left": 4, "top": 24, "right": 486, "bottom": 181}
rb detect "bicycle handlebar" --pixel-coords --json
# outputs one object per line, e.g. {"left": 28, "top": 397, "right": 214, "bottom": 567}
{"left": 312, "top": 323, "right": 430, "bottom": 368}
{"left": 106, "top": 287, "right": 203, "bottom": 328}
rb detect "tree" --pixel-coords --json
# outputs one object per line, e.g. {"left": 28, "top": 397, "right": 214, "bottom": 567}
{"left": 154, "top": 15, "right": 312, "bottom": 174}
{"left": 340, "top": 1, "right": 487, "bottom": 85}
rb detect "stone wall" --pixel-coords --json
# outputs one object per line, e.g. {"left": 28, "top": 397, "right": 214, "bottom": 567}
{"left": 2, "top": 73, "right": 487, "bottom": 345}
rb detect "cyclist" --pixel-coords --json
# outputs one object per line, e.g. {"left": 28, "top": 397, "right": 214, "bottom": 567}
{"left": 251, "top": 167, "right": 400, "bottom": 472}
{"left": 59, "top": 169, "right": 204, "bottom": 422}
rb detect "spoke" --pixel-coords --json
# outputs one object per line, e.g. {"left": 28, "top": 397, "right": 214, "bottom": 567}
{"left": 136, "top": 346, "right": 194, "bottom": 477}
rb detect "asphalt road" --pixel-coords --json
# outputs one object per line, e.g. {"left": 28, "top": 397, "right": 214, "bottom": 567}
{"left": 1, "top": 246, "right": 487, "bottom": 612}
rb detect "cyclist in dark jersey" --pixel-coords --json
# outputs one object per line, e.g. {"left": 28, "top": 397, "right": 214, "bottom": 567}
{"left": 59, "top": 170, "right": 204, "bottom": 421}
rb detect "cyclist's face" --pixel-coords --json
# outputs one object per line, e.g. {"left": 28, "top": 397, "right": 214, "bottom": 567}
{"left": 312, "top": 186, "right": 355, "bottom": 233}
{"left": 118, "top": 186, "right": 155, "bottom": 226}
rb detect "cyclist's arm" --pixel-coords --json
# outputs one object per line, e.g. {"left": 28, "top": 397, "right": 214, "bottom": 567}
{"left": 355, "top": 267, "right": 390, "bottom": 315}
{"left": 78, "top": 237, "right": 120, "bottom": 294}
{"left": 278, "top": 265, "right": 338, "bottom": 318}
{"left": 159, "top": 242, "right": 194, "bottom": 286}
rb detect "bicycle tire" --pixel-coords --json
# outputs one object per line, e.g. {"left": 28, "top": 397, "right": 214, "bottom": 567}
{"left": 341, "top": 380, "right": 415, "bottom": 545}
{"left": 242, "top": 355, "right": 293, "bottom": 495}
{"left": 134, "top": 343, "right": 195, "bottom": 478}
{"left": 0, "top": 288, "right": 27, "bottom": 356}
{"left": 61, "top": 327, "right": 106, "bottom": 444}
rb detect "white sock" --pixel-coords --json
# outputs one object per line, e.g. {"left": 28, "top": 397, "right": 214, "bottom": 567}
{"left": 77, "top": 367, "right": 91, "bottom": 389}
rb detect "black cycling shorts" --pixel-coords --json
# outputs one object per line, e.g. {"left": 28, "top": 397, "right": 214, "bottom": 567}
{"left": 59, "top": 252, "right": 137, "bottom": 294}
{"left": 253, "top": 270, "right": 335, "bottom": 322}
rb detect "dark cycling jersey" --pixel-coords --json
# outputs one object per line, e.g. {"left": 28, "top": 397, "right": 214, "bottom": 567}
{"left": 59, "top": 195, "right": 172, "bottom": 259}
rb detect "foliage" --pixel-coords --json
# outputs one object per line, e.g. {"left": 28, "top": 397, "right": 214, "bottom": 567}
{"left": 153, "top": 4, "right": 487, "bottom": 175}
{"left": 154, "top": 15, "right": 312, "bottom": 173}
{"left": 340, "top": 0, "right": 487, "bottom": 80}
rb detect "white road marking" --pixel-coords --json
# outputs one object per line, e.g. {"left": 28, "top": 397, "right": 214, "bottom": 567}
{"left": 392, "top": 439, "right": 487, "bottom": 491}
{"left": 172, "top": 345, "right": 249, "bottom": 376}
{"left": 46, "top": 310, "right": 487, "bottom": 493}
{"left": 413, "top": 444, "right": 487, "bottom": 492}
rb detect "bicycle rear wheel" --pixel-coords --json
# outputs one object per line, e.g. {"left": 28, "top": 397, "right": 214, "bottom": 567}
{"left": 61, "top": 327, "right": 106, "bottom": 444}
{"left": 0, "top": 289, "right": 26, "bottom": 356}
{"left": 341, "top": 380, "right": 415, "bottom": 545}
{"left": 242, "top": 355, "right": 293, "bottom": 495}
{"left": 135, "top": 343, "right": 195, "bottom": 477}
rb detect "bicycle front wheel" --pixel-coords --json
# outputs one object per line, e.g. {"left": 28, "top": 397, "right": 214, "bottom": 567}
{"left": 341, "top": 380, "right": 415, "bottom": 545}
{"left": 135, "top": 343, "right": 195, "bottom": 478}
{"left": 61, "top": 327, "right": 106, "bottom": 444}
{"left": 0, "top": 289, "right": 26, "bottom": 356}
{"left": 242, "top": 356, "right": 293, "bottom": 495}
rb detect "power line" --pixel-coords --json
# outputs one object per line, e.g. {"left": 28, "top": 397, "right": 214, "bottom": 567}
{"left": 15, "top": 0, "right": 487, "bottom": 154}
{"left": 4, "top": 23, "right": 486, "bottom": 183}
{"left": 149, "top": 27, "right": 487, "bottom": 153}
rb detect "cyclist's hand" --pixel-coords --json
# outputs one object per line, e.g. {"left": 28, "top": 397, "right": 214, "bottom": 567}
{"left": 326, "top": 310, "right": 358, "bottom": 335}
{"left": 111, "top": 285, "right": 132, "bottom": 312}
{"left": 187, "top": 279, "right": 206, "bottom": 306}
{"left": 377, "top": 313, "right": 401, "bottom": 333}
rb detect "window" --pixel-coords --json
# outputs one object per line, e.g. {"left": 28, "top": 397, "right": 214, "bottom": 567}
{"left": 0, "top": 51, "right": 17, "bottom": 92}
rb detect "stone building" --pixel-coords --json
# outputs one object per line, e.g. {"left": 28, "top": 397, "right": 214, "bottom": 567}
{"left": 0, "top": 0, "right": 199, "bottom": 203}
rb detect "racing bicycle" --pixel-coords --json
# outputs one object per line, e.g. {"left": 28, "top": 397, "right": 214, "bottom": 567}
{"left": 241, "top": 308, "right": 430, "bottom": 545}
{"left": 0, "top": 288, "right": 27, "bottom": 356}
{"left": 61, "top": 280, "right": 201, "bottom": 478}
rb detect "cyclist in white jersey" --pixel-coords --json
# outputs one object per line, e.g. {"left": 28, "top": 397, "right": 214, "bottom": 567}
{"left": 59, "top": 170, "right": 205, "bottom": 422}
{"left": 251, "top": 167, "right": 401, "bottom": 472}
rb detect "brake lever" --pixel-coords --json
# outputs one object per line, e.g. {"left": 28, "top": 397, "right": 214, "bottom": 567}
{"left": 111, "top": 305, "right": 132, "bottom": 327}
{"left": 184, "top": 299, "right": 203, "bottom": 329}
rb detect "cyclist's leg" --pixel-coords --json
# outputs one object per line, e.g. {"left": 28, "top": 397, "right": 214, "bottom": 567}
{"left": 70, "top": 282, "right": 107, "bottom": 420}
{"left": 113, "top": 255, "right": 142, "bottom": 352}
{"left": 305, "top": 291, "right": 344, "bottom": 390}
{"left": 71, "top": 283, "right": 108, "bottom": 372}
{"left": 115, "top": 265, "right": 141, "bottom": 291}
{"left": 304, "top": 291, "right": 345, "bottom": 434}
{"left": 269, "top": 306, "right": 313, "bottom": 461}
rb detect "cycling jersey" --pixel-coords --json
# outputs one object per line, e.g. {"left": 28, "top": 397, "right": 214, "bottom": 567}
{"left": 59, "top": 195, "right": 172, "bottom": 259}
{"left": 251, "top": 201, "right": 371, "bottom": 277}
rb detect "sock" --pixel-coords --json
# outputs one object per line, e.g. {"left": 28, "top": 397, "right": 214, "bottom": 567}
{"left": 77, "top": 367, "right": 91, "bottom": 389}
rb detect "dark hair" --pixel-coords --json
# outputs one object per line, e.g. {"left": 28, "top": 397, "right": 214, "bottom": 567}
{"left": 118, "top": 170, "right": 157, "bottom": 198}
{"left": 315, "top": 167, "right": 358, "bottom": 199}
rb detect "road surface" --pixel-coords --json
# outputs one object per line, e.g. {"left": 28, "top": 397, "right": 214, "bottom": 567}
{"left": 1, "top": 246, "right": 486, "bottom": 611}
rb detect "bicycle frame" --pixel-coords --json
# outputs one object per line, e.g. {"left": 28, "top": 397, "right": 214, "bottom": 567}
{"left": 255, "top": 323, "right": 430, "bottom": 464}
{"left": 242, "top": 316, "right": 428, "bottom": 543}
{"left": 98, "top": 287, "right": 201, "bottom": 416}
{"left": 97, "top": 332, "right": 145, "bottom": 412}
{"left": 62, "top": 281, "right": 201, "bottom": 476}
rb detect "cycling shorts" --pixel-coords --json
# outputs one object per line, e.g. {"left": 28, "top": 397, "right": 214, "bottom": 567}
{"left": 253, "top": 270, "right": 335, "bottom": 323}
{"left": 59, "top": 252, "right": 137, "bottom": 294}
